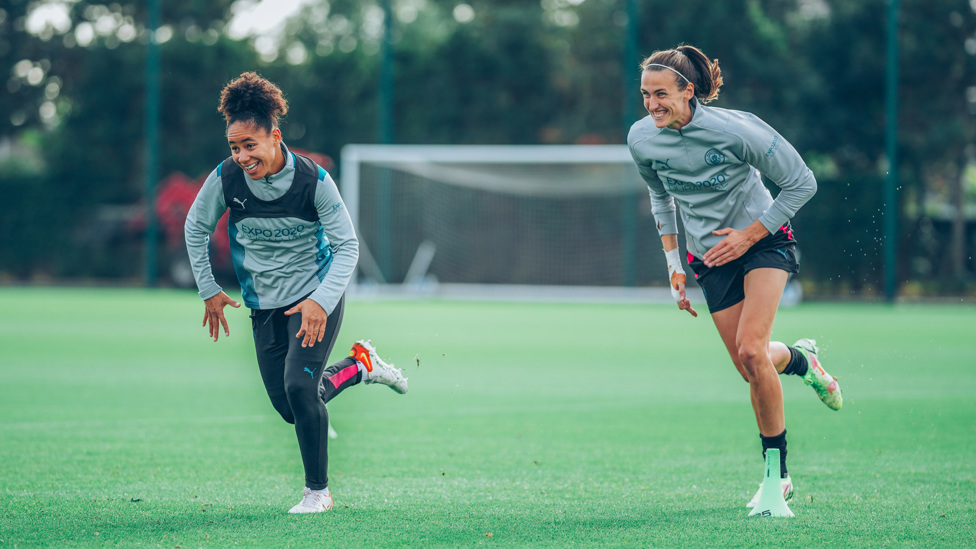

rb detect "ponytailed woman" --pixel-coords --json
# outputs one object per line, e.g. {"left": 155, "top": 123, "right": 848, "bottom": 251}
{"left": 627, "top": 45, "right": 842, "bottom": 507}
{"left": 185, "top": 72, "right": 408, "bottom": 514}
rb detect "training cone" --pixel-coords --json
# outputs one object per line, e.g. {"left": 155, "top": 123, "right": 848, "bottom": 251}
{"left": 747, "top": 448, "right": 794, "bottom": 517}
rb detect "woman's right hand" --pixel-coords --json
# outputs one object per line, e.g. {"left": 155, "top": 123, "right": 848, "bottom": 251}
{"left": 673, "top": 278, "right": 698, "bottom": 318}
{"left": 202, "top": 292, "right": 241, "bottom": 342}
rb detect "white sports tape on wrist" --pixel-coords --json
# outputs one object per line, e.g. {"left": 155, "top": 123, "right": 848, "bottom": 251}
{"left": 664, "top": 247, "right": 685, "bottom": 302}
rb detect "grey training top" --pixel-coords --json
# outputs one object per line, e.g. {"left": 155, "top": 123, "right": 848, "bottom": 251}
{"left": 184, "top": 143, "right": 359, "bottom": 313}
{"left": 627, "top": 98, "right": 817, "bottom": 258}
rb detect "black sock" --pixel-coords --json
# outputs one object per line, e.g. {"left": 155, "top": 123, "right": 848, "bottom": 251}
{"left": 781, "top": 346, "right": 808, "bottom": 377}
{"left": 760, "top": 430, "right": 789, "bottom": 478}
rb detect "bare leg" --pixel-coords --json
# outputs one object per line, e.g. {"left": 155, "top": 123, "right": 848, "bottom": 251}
{"left": 770, "top": 341, "right": 792, "bottom": 373}
{"left": 709, "top": 268, "right": 790, "bottom": 436}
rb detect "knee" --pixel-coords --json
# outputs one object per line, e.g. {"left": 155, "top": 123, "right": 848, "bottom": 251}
{"left": 284, "top": 379, "right": 316, "bottom": 402}
{"left": 737, "top": 342, "right": 768, "bottom": 378}
{"left": 284, "top": 378, "right": 319, "bottom": 416}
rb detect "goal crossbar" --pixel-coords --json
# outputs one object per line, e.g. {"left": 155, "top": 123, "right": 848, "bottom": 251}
{"left": 340, "top": 145, "right": 639, "bottom": 230}
{"left": 338, "top": 144, "right": 685, "bottom": 302}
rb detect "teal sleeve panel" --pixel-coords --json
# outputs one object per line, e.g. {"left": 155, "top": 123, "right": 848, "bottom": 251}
{"left": 306, "top": 168, "right": 359, "bottom": 315}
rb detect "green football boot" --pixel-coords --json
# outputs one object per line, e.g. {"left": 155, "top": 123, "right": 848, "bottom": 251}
{"left": 794, "top": 338, "right": 842, "bottom": 411}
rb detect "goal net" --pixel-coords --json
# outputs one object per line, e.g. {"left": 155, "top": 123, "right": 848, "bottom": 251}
{"left": 339, "top": 144, "right": 697, "bottom": 302}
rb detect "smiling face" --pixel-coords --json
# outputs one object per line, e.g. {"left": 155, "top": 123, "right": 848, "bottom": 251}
{"left": 640, "top": 69, "right": 695, "bottom": 130}
{"left": 226, "top": 120, "right": 285, "bottom": 179}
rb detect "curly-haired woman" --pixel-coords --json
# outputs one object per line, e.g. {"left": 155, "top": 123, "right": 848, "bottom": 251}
{"left": 184, "top": 72, "right": 408, "bottom": 514}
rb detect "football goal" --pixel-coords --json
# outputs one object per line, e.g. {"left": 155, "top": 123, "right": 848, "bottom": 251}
{"left": 339, "top": 144, "right": 699, "bottom": 302}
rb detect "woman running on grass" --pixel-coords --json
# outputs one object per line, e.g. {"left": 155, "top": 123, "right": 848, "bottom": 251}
{"left": 627, "top": 45, "right": 842, "bottom": 506}
{"left": 184, "top": 72, "right": 408, "bottom": 514}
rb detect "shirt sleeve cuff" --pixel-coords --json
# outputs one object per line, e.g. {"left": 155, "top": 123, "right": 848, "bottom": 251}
{"left": 198, "top": 285, "right": 222, "bottom": 302}
{"left": 308, "top": 290, "right": 338, "bottom": 316}
{"left": 758, "top": 203, "right": 792, "bottom": 235}
{"left": 654, "top": 213, "right": 678, "bottom": 236}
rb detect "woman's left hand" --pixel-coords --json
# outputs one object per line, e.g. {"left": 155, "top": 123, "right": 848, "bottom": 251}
{"left": 703, "top": 223, "right": 768, "bottom": 267}
{"left": 285, "top": 299, "right": 328, "bottom": 348}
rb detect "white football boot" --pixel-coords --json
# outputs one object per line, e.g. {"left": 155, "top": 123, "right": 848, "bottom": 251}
{"left": 349, "top": 340, "right": 408, "bottom": 394}
{"left": 288, "top": 487, "right": 334, "bottom": 514}
{"left": 746, "top": 475, "right": 794, "bottom": 508}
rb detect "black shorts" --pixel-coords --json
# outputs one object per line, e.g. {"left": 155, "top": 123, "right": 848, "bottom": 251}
{"left": 687, "top": 225, "right": 799, "bottom": 314}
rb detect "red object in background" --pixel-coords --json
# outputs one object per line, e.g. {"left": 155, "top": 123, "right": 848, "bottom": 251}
{"left": 292, "top": 148, "right": 333, "bottom": 174}
{"left": 155, "top": 171, "right": 232, "bottom": 267}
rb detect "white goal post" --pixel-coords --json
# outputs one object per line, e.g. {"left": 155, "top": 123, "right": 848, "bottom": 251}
{"left": 339, "top": 144, "right": 702, "bottom": 303}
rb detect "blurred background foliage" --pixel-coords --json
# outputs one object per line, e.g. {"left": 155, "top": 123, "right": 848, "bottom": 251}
{"left": 1, "top": 0, "right": 974, "bottom": 298}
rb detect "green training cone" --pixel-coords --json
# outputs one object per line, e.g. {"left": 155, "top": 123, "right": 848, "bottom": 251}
{"left": 747, "top": 448, "right": 794, "bottom": 518}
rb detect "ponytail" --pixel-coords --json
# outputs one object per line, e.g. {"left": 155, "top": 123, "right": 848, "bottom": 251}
{"left": 641, "top": 44, "right": 724, "bottom": 104}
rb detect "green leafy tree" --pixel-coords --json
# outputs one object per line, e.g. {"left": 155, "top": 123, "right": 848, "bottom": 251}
{"left": 2, "top": 0, "right": 973, "bottom": 293}
{"left": 897, "top": 0, "right": 976, "bottom": 290}
{"left": 0, "top": 0, "right": 245, "bottom": 278}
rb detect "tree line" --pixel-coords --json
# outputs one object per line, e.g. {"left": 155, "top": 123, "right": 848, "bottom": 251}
{"left": 1, "top": 0, "right": 974, "bottom": 297}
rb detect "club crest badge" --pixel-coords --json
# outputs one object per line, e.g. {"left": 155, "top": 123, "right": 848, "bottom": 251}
{"left": 704, "top": 149, "right": 726, "bottom": 166}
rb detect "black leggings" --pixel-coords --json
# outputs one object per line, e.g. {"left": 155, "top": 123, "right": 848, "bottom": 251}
{"left": 250, "top": 294, "right": 361, "bottom": 490}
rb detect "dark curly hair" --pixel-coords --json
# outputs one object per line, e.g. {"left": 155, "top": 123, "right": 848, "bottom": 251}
{"left": 217, "top": 72, "right": 288, "bottom": 133}
{"left": 641, "top": 44, "right": 724, "bottom": 104}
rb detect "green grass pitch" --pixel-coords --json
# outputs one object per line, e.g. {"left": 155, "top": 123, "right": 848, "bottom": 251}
{"left": 1, "top": 287, "right": 974, "bottom": 547}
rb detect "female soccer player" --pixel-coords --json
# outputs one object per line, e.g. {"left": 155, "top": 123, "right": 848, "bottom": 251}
{"left": 627, "top": 45, "right": 842, "bottom": 506}
{"left": 184, "top": 72, "right": 408, "bottom": 514}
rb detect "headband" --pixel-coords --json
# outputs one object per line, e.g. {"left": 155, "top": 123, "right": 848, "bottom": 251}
{"left": 644, "top": 63, "right": 691, "bottom": 85}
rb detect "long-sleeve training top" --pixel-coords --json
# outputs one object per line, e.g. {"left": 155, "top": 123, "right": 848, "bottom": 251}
{"left": 184, "top": 143, "right": 359, "bottom": 313}
{"left": 627, "top": 98, "right": 817, "bottom": 258}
